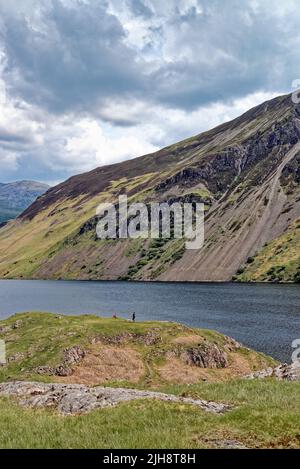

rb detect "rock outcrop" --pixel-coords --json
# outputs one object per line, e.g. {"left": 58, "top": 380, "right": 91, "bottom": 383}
{"left": 246, "top": 359, "right": 300, "bottom": 381}
{"left": 35, "top": 345, "right": 85, "bottom": 377}
{"left": 0, "top": 381, "right": 231, "bottom": 415}
{"left": 0, "top": 319, "right": 23, "bottom": 334}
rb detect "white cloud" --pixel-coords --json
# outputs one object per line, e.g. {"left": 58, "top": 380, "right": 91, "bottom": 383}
{"left": 63, "top": 118, "right": 158, "bottom": 171}
{"left": 0, "top": 148, "right": 19, "bottom": 172}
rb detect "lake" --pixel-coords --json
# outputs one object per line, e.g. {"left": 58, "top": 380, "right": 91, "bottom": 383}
{"left": 0, "top": 279, "right": 299, "bottom": 362}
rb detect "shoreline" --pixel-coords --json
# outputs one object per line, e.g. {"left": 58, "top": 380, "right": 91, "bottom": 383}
{"left": 0, "top": 277, "right": 300, "bottom": 285}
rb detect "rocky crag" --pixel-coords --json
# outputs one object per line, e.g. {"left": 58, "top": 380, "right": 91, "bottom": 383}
{"left": 0, "top": 94, "right": 300, "bottom": 281}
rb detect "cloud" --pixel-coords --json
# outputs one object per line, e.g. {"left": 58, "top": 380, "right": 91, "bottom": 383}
{"left": 127, "top": 0, "right": 154, "bottom": 19}
{"left": 0, "top": 147, "right": 19, "bottom": 172}
{"left": 0, "top": 0, "right": 299, "bottom": 184}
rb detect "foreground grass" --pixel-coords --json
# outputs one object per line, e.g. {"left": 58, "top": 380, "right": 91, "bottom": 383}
{"left": 0, "top": 379, "right": 299, "bottom": 448}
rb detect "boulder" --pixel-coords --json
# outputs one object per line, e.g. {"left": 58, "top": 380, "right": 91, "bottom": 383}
{"left": 34, "top": 345, "right": 85, "bottom": 377}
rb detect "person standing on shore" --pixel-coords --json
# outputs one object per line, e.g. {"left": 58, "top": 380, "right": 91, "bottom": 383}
{"left": 132, "top": 312, "right": 136, "bottom": 322}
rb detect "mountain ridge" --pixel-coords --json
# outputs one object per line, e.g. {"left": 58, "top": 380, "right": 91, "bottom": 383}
{"left": 21, "top": 93, "right": 292, "bottom": 220}
{"left": 0, "top": 180, "right": 50, "bottom": 225}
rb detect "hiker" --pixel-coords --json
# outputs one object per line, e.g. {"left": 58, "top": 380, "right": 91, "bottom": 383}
{"left": 132, "top": 312, "right": 136, "bottom": 322}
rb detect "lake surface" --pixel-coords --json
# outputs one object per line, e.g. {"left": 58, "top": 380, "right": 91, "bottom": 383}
{"left": 0, "top": 279, "right": 299, "bottom": 362}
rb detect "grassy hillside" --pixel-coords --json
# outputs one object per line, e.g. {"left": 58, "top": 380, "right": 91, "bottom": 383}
{"left": 0, "top": 312, "right": 299, "bottom": 449}
{"left": 0, "top": 312, "right": 275, "bottom": 385}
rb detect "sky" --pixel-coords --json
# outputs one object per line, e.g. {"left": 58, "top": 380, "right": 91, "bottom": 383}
{"left": 0, "top": 0, "right": 299, "bottom": 185}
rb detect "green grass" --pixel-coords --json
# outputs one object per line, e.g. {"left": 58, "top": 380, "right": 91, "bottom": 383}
{"left": 0, "top": 312, "right": 185, "bottom": 383}
{"left": 0, "top": 379, "right": 299, "bottom": 448}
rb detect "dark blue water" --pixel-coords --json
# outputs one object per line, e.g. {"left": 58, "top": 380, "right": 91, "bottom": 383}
{"left": 0, "top": 280, "right": 299, "bottom": 362}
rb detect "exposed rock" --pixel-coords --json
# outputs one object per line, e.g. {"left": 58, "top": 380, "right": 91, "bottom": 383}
{"left": 91, "top": 331, "right": 161, "bottom": 346}
{"left": 203, "top": 438, "right": 248, "bottom": 449}
{"left": 0, "top": 180, "right": 49, "bottom": 224}
{"left": 0, "top": 381, "right": 232, "bottom": 415}
{"left": 35, "top": 366, "right": 55, "bottom": 375}
{"left": 180, "top": 343, "right": 228, "bottom": 369}
{"left": 0, "top": 320, "right": 23, "bottom": 334}
{"left": 54, "top": 365, "right": 73, "bottom": 377}
{"left": 223, "top": 336, "right": 242, "bottom": 352}
{"left": 59, "top": 390, "right": 99, "bottom": 414}
{"left": 0, "top": 325, "right": 12, "bottom": 334}
{"left": 7, "top": 352, "right": 27, "bottom": 363}
{"left": 246, "top": 359, "right": 300, "bottom": 381}
{"left": 138, "top": 331, "right": 161, "bottom": 346}
{"left": 12, "top": 320, "right": 23, "bottom": 329}
{"left": 63, "top": 346, "right": 85, "bottom": 365}
{"left": 3, "top": 93, "right": 300, "bottom": 283}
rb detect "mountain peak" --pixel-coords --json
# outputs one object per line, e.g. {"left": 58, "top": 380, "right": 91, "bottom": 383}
{"left": 1, "top": 93, "right": 300, "bottom": 283}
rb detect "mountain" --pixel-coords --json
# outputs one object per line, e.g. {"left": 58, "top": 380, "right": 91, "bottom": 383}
{"left": 0, "top": 93, "right": 300, "bottom": 282}
{"left": 0, "top": 181, "right": 50, "bottom": 225}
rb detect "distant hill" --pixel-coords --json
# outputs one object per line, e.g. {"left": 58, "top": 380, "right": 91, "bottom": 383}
{"left": 0, "top": 93, "right": 300, "bottom": 282}
{"left": 0, "top": 181, "right": 50, "bottom": 224}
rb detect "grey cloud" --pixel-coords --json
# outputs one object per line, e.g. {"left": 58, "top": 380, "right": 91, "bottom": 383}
{"left": 1, "top": 0, "right": 300, "bottom": 184}
{"left": 1, "top": 0, "right": 299, "bottom": 118}
{"left": 0, "top": 127, "right": 34, "bottom": 144}
{"left": 1, "top": 0, "right": 144, "bottom": 114}
{"left": 150, "top": 0, "right": 300, "bottom": 109}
